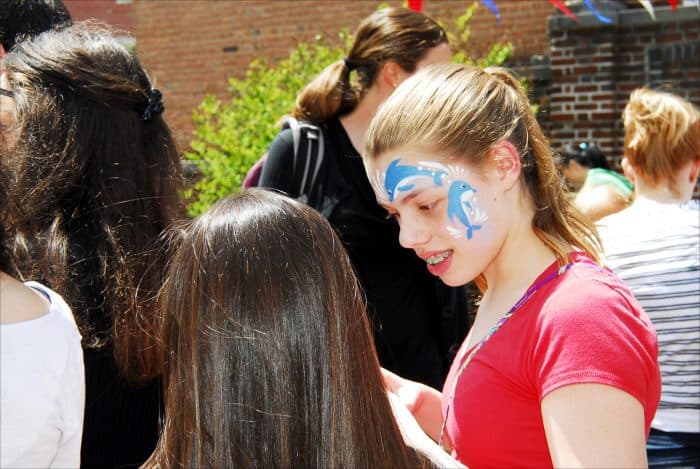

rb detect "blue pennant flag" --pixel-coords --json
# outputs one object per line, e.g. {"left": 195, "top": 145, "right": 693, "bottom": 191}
{"left": 582, "top": 0, "right": 614, "bottom": 23}
{"left": 480, "top": 0, "right": 502, "bottom": 25}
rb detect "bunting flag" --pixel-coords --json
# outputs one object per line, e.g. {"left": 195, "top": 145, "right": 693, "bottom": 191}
{"left": 637, "top": 0, "right": 656, "bottom": 20}
{"left": 407, "top": 0, "right": 423, "bottom": 12}
{"left": 549, "top": 0, "right": 579, "bottom": 22}
{"left": 480, "top": 0, "right": 502, "bottom": 24}
{"left": 668, "top": 0, "right": 678, "bottom": 10}
{"left": 582, "top": 0, "right": 614, "bottom": 23}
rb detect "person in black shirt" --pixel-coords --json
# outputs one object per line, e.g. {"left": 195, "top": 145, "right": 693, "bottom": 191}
{"left": 259, "top": 7, "right": 459, "bottom": 389}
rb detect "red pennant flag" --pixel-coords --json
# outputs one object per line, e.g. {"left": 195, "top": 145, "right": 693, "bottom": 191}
{"left": 407, "top": 0, "right": 423, "bottom": 12}
{"left": 668, "top": 0, "right": 678, "bottom": 10}
{"left": 549, "top": 0, "right": 579, "bottom": 22}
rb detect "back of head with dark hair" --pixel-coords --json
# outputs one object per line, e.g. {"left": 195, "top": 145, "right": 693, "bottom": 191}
{"left": 0, "top": 0, "right": 72, "bottom": 52}
{"left": 2, "top": 22, "right": 183, "bottom": 382}
{"left": 559, "top": 141, "right": 610, "bottom": 170}
{"left": 147, "top": 190, "right": 427, "bottom": 469}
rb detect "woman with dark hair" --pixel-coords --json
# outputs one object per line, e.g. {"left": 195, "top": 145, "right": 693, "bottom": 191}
{"left": 1, "top": 23, "right": 183, "bottom": 468}
{"left": 259, "top": 6, "right": 459, "bottom": 391}
{"left": 145, "top": 190, "right": 458, "bottom": 469}
{"left": 559, "top": 141, "right": 634, "bottom": 221}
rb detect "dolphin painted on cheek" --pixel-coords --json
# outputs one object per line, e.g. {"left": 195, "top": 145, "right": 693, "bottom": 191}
{"left": 384, "top": 159, "right": 447, "bottom": 202}
{"left": 447, "top": 180, "right": 486, "bottom": 240}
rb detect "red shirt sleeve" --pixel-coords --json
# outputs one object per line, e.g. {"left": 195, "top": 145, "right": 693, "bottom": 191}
{"left": 532, "top": 270, "right": 660, "bottom": 426}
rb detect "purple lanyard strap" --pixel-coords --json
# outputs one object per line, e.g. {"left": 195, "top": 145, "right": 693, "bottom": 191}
{"left": 438, "top": 261, "right": 577, "bottom": 449}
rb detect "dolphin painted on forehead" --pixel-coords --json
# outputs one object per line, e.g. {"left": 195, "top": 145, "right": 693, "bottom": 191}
{"left": 384, "top": 159, "right": 447, "bottom": 202}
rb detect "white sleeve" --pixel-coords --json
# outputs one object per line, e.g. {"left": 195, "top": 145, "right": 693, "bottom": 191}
{"left": 47, "top": 288, "right": 85, "bottom": 469}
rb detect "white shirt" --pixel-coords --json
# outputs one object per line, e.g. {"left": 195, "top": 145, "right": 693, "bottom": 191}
{"left": 1, "top": 282, "right": 85, "bottom": 468}
{"left": 598, "top": 197, "right": 700, "bottom": 433}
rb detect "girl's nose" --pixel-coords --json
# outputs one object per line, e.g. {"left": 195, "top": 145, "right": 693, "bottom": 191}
{"left": 397, "top": 217, "right": 430, "bottom": 249}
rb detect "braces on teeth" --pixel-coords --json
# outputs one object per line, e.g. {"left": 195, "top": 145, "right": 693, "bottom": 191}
{"left": 426, "top": 252, "right": 450, "bottom": 265}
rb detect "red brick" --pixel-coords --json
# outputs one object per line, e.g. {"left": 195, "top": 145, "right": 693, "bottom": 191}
{"left": 592, "top": 112, "right": 618, "bottom": 120}
{"left": 574, "top": 66, "right": 597, "bottom": 75}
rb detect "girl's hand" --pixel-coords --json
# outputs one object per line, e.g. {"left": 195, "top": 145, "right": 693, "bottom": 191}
{"left": 381, "top": 367, "right": 446, "bottom": 442}
{"left": 381, "top": 368, "right": 424, "bottom": 414}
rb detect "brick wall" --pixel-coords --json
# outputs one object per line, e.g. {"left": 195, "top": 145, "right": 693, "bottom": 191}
{"left": 59, "top": 1, "right": 699, "bottom": 197}
{"left": 63, "top": 0, "right": 134, "bottom": 33}
{"left": 131, "top": 0, "right": 552, "bottom": 146}
{"left": 547, "top": 5, "right": 700, "bottom": 165}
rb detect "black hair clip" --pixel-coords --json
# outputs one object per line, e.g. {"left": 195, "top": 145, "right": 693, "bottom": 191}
{"left": 343, "top": 57, "right": 359, "bottom": 72}
{"left": 141, "top": 88, "right": 164, "bottom": 121}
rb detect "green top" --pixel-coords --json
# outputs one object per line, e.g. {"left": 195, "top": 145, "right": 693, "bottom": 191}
{"left": 585, "top": 168, "right": 634, "bottom": 199}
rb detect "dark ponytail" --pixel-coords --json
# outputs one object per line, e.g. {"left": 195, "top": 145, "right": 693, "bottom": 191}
{"left": 292, "top": 7, "right": 446, "bottom": 124}
{"left": 293, "top": 59, "right": 355, "bottom": 124}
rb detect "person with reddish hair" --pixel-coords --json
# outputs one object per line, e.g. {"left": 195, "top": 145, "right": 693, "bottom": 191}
{"left": 598, "top": 87, "right": 700, "bottom": 467}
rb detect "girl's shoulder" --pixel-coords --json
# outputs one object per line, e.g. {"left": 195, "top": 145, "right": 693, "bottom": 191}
{"left": 540, "top": 253, "right": 652, "bottom": 335}
{"left": 1, "top": 280, "right": 80, "bottom": 342}
{"left": 0, "top": 275, "right": 50, "bottom": 325}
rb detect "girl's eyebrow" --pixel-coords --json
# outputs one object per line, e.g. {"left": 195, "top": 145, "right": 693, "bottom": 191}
{"left": 379, "top": 189, "right": 425, "bottom": 209}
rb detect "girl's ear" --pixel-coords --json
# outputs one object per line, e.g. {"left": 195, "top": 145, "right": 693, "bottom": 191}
{"left": 379, "top": 61, "right": 407, "bottom": 90}
{"left": 489, "top": 141, "right": 522, "bottom": 191}
{"left": 689, "top": 159, "right": 700, "bottom": 186}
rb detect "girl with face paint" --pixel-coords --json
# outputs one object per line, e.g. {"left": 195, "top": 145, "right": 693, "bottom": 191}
{"left": 363, "top": 63, "right": 661, "bottom": 468}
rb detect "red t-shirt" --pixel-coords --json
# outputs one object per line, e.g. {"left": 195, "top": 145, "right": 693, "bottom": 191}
{"left": 441, "top": 252, "right": 660, "bottom": 468}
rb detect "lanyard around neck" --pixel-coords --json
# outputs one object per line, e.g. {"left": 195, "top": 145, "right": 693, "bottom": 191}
{"left": 438, "top": 262, "right": 574, "bottom": 449}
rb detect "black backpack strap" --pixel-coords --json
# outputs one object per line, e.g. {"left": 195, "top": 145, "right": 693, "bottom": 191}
{"left": 295, "top": 124, "right": 324, "bottom": 197}
{"left": 288, "top": 118, "right": 329, "bottom": 213}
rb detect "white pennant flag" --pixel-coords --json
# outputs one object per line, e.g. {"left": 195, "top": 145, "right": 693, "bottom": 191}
{"left": 638, "top": 0, "right": 657, "bottom": 20}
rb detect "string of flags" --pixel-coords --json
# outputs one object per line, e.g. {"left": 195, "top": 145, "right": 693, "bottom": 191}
{"left": 407, "top": 0, "right": 694, "bottom": 24}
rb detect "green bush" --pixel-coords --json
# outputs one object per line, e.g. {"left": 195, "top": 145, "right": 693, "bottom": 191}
{"left": 184, "top": 3, "right": 513, "bottom": 216}
{"left": 183, "top": 38, "right": 346, "bottom": 215}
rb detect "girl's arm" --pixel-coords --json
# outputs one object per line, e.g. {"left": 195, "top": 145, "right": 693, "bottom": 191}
{"left": 382, "top": 367, "right": 445, "bottom": 442}
{"left": 541, "top": 383, "right": 647, "bottom": 468}
{"left": 387, "top": 391, "right": 466, "bottom": 468}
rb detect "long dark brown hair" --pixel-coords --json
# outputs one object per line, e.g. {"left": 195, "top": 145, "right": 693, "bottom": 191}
{"left": 293, "top": 7, "right": 447, "bottom": 124}
{"left": 1, "top": 22, "right": 183, "bottom": 382}
{"left": 146, "top": 190, "right": 428, "bottom": 468}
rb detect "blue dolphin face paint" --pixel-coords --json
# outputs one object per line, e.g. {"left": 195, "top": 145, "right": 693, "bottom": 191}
{"left": 377, "top": 157, "right": 488, "bottom": 240}
{"left": 447, "top": 180, "right": 485, "bottom": 240}
{"left": 384, "top": 159, "right": 447, "bottom": 202}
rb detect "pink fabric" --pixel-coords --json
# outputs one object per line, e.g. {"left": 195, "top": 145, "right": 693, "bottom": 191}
{"left": 441, "top": 252, "right": 660, "bottom": 468}
{"left": 242, "top": 155, "right": 267, "bottom": 189}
